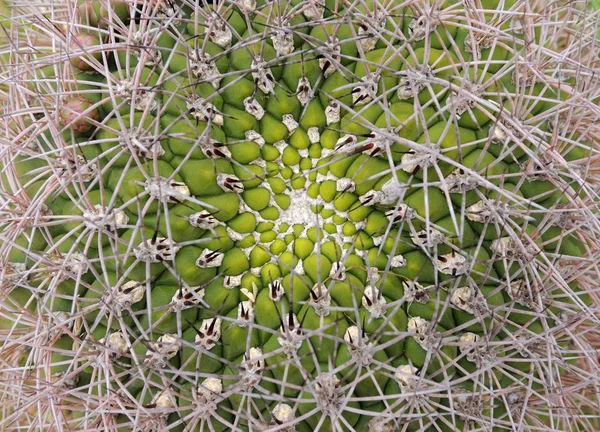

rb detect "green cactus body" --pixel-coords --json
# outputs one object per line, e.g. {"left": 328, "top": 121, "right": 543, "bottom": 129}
{"left": 1, "top": 1, "right": 599, "bottom": 431}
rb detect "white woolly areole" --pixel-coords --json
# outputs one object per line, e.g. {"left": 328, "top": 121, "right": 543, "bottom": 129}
{"left": 112, "top": 280, "right": 145, "bottom": 309}
{"left": 189, "top": 210, "right": 219, "bottom": 230}
{"left": 368, "top": 417, "right": 396, "bottom": 432}
{"left": 408, "top": 316, "right": 430, "bottom": 350}
{"left": 170, "top": 285, "right": 205, "bottom": 311}
{"left": 272, "top": 403, "right": 295, "bottom": 423}
{"left": 217, "top": 173, "right": 244, "bottom": 193}
{"left": 318, "top": 38, "right": 341, "bottom": 78}
{"left": 313, "top": 374, "right": 343, "bottom": 417}
{"left": 187, "top": 98, "right": 223, "bottom": 125}
{"left": 411, "top": 228, "right": 446, "bottom": 248}
{"left": 145, "top": 178, "right": 190, "bottom": 203}
{"left": 207, "top": 12, "right": 232, "bottom": 48}
{"left": 268, "top": 279, "right": 284, "bottom": 301}
{"left": 307, "top": 127, "right": 320, "bottom": 144}
{"left": 224, "top": 275, "right": 242, "bottom": 289}
{"left": 397, "top": 65, "right": 432, "bottom": 100}
{"left": 459, "top": 332, "right": 480, "bottom": 362}
{"left": 296, "top": 78, "right": 312, "bottom": 106}
{"left": 344, "top": 325, "right": 374, "bottom": 365}
{"left": 362, "top": 285, "right": 387, "bottom": 318}
{"left": 278, "top": 313, "right": 303, "bottom": 355}
{"left": 335, "top": 134, "right": 358, "bottom": 152}
{"left": 146, "top": 334, "right": 179, "bottom": 367}
{"left": 237, "top": 300, "right": 255, "bottom": 325}
{"left": 402, "top": 280, "right": 430, "bottom": 304}
{"left": 329, "top": 262, "right": 346, "bottom": 281}
{"left": 271, "top": 28, "right": 294, "bottom": 56}
{"left": 408, "top": 15, "right": 438, "bottom": 41}
{"left": 466, "top": 200, "right": 508, "bottom": 224}
{"left": 244, "top": 97, "right": 265, "bottom": 120}
{"left": 310, "top": 283, "right": 332, "bottom": 316}
{"left": 197, "top": 377, "right": 223, "bottom": 402}
{"left": 439, "top": 168, "right": 481, "bottom": 193}
{"left": 245, "top": 130, "right": 265, "bottom": 146}
{"left": 490, "top": 237, "right": 539, "bottom": 262}
{"left": 391, "top": 254, "right": 407, "bottom": 268}
{"left": 251, "top": 57, "right": 275, "bottom": 94}
{"left": 60, "top": 154, "right": 97, "bottom": 182}
{"left": 336, "top": 177, "right": 355, "bottom": 192}
{"left": 401, "top": 145, "right": 440, "bottom": 173}
{"left": 394, "top": 364, "right": 420, "bottom": 392}
{"left": 385, "top": 204, "right": 417, "bottom": 225}
{"left": 325, "top": 100, "right": 341, "bottom": 124}
{"left": 380, "top": 178, "right": 407, "bottom": 206}
{"left": 83, "top": 204, "right": 129, "bottom": 231}
{"left": 152, "top": 389, "right": 176, "bottom": 410}
{"left": 240, "top": 347, "right": 265, "bottom": 388}
{"left": 358, "top": 12, "right": 387, "bottom": 52}
{"left": 437, "top": 252, "right": 468, "bottom": 276}
{"left": 100, "top": 332, "right": 128, "bottom": 357}
{"left": 352, "top": 72, "right": 380, "bottom": 106}
{"left": 196, "top": 249, "right": 224, "bottom": 268}
{"left": 279, "top": 189, "right": 316, "bottom": 226}
{"left": 189, "top": 51, "right": 221, "bottom": 89}
{"left": 134, "top": 238, "right": 179, "bottom": 263}
{"left": 282, "top": 114, "right": 299, "bottom": 133}
{"left": 194, "top": 318, "right": 222, "bottom": 350}
{"left": 303, "top": 0, "right": 325, "bottom": 20}
{"left": 450, "top": 286, "right": 488, "bottom": 315}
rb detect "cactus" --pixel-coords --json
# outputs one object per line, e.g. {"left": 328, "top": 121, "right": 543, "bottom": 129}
{"left": 1, "top": 0, "right": 600, "bottom": 430}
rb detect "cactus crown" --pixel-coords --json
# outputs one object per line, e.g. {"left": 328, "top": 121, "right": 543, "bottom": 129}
{"left": 1, "top": 0, "right": 600, "bottom": 431}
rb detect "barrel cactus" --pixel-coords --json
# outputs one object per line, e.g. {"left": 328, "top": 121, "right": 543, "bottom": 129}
{"left": 1, "top": 0, "right": 600, "bottom": 430}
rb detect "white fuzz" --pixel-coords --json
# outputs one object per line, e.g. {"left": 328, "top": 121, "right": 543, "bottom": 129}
{"left": 490, "top": 237, "right": 539, "bottom": 262}
{"left": 439, "top": 168, "right": 481, "bottom": 193}
{"left": 310, "top": 283, "right": 332, "bottom": 317}
{"left": 336, "top": 178, "right": 355, "bottom": 193}
{"left": 224, "top": 275, "right": 242, "bottom": 289}
{"left": 458, "top": 332, "right": 480, "bottom": 363}
{"left": 436, "top": 252, "right": 468, "bottom": 276}
{"left": 358, "top": 12, "right": 387, "bottom": 52}
{"left": 313, "top": 374, "right": 344, "bottom": 417}
{"left": 115, "top": 79, "right": 158, "bottom": 112}
{"left": 368, "top": 417, "right": 396, "bottom": 432}
{"left": 325, "top": 100, "right": 341, "bottom": 124}
{"left": 394, "top": 364, "right": 420, "bottom": 392}
{"left": 450, "top": 286, "right": 488, "bottom": 315}
{"left": 217, "top": 173, "right": 244, "bottom": 193}
{"left": 145, "top": 178, "right": 190, "bottom": 203}
{"left": 411, "top": 228, "right": 446, "bottom": 248}
{"left": 111, "top": 280, "right": 145, "bottom": 309}
{"left": 134, "top": 237, "right": 179, "bottom": 263}
{"left": 194, "top": 318, "right": 222, "bottom": 350}
{"left": 401, "top": 145, "right": 440, "bottom": 173}
{"left": 282, "top": 114, "right": 299, "bottom": 134}
{"left": 447, "top": 82, "right": 485, "bottom": 118}
{"left": 397, "top": 65, "right": 432, "bottom": 100}
{"left": 278, "top": 313, "right": 303, "bottom": 355}
{"left": 240, "top": 347, "right": 265, "bottom": 388}
{"left": 145, "top": 334, "right": 179, "bottom": 368}
{"left": 170, "top": 285, "right": 205, "bottom": 311}
{"left": 352, "top": 72, "right": 380, "bottom": 106}
{"left": 245, "top": 130, "right": 266, "bottom": 146}
{"left": 59, "top": 154, "right": 97, "bottom": 182}
{"left": 408, "top": 15, "right": 438, "bottom": 41}
{"left": 329, "top": 261, "right": 346, "bottom": 281}
{"left": 307, "top": 127, "right": 320, "bottom": 144}
{"left": 119, "top": 128, "right": 163, "bottom": 158}
{"left": 344, "top": 326, "right": 374, "bottom": 365}
{"left": 188, "top": 210, "right": 220, "bottom": 230}
{"left": 50, "top": 251, "right": 90, "bottom": 276}
{"left": 391, "top": 254, "right": 407, "bottom": 268}
{"left": 83, "top": 204, "right": 129, "bottom": 231}
{"left": 318, "top": 38, "right": 341, "bottom": 77}
{"left": 302, "top": 0, "right": 325, "bottom": 20}
{"left": 251, "top": 57, "right": 275, "bottom": 94}
{"left": 296, "top": 77, "right": 312, "bottom": 106}
{"left": 335, "top": 134, "right": 358, "bottom": 152}
{"left": 385, "top": 204, "right": 416, "bottom": 225}
{"left": 506, "top": 279, "right": 543, "bottom": 310}
{"left": 408, "top": 316, "right": 430, "bottom": 350}
{"left": 272, "top": 403, "right": 295, "bottom": 424}
{"left": 196, "top": 249, "right": 224, "bottom": 268}
{"left": 403, "top": 280, "right": 431, "bottom": 304}
{"left": 189, "top": 51, "right": 221, "bottom": 89}
{"left": 152, "top": 389, "right": 176, "bottom": 410}
{"left": 466, "top": 200, "right": 509, "bottom": 224}
{"left": 271, "top": 27, "right": 294, "bottom": 56}
{"left": 244, "top": 97, "right": 265, "bottom": 120}
{"left": 187, "top": 98, "right": 223, "bottom": 125}
{"left": 100, "top": 331, "right": 128, "bottom": 357}
{"left": 198, "top": 377, "right": 223, "bottom": 401}
{"left": 362, "top": 285, "right": 387, "bottom": 318}
{"left": 207, "top": 13, "right": 232, "bottom": 48}
{"left": 268, "top": 279, "right": 284, "bottom": 301}
{"left": 464, "top": 30, "right": 496, "bottom": 54}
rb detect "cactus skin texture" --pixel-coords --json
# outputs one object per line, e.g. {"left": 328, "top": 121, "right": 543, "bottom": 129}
{"left": 1, "top": 0, "right": 600, "bottom": 430}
